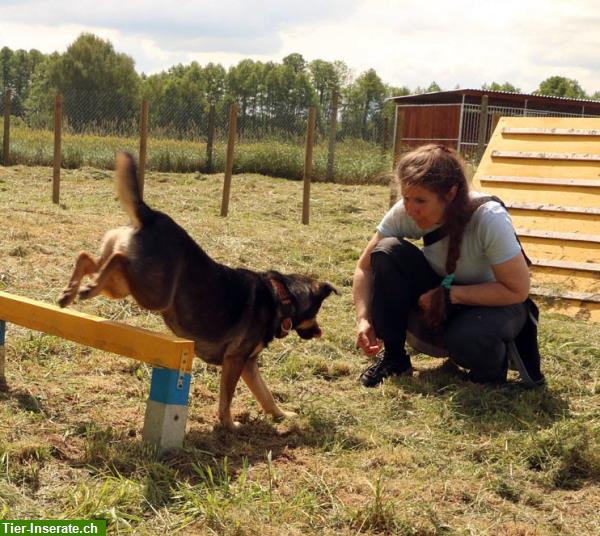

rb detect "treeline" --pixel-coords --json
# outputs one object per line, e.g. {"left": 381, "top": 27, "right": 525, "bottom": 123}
{"left": 1, "top": 33, "right": 599, "bottom": 141}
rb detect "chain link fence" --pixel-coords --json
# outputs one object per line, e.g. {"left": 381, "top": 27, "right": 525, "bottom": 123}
{"left": 1, "top": 89, "right": 394, "bottom": 183}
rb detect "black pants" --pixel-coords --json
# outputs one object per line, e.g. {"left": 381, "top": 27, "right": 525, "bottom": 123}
{"left": 370, "top": 237, "right": 527, "bottom": 381}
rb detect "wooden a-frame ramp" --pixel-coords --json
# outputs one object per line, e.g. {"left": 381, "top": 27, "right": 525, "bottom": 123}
{"left": 472, "top": 117, "right": 600, "bottom": 322}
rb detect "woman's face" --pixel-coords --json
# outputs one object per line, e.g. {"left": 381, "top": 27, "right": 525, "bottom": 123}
{"left": 401, "top": 184, "right": 452, "bottom": 229}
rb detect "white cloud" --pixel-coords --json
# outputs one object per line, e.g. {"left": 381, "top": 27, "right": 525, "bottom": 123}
{"left": 1, "top": 0, "right": 599, "bottom": 93}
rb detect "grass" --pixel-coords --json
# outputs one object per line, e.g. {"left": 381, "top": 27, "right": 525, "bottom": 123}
{"left": 0, "top": 164, "right": 598, "bottom": 534}
{"left": 4, "top": 125, "right": 392, "bottom": 184}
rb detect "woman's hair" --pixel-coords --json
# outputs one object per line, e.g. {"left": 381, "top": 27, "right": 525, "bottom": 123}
{"left": 395, "top": 144, "right": 472, "bottom": 325}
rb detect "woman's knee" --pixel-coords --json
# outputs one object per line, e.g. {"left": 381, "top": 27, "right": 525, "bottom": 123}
{"left": 371, "top": 237, "right": 423, "bottom": 273}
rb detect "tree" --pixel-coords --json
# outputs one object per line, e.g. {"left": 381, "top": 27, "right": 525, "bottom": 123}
{"left": 341, "top": 69, "right": 386, "bottom": 140}
{"left": 27, "top": 33, "right": 141, "bottom": 131}
{"left": 535, "top": 76, "right": 587, "bottom": 99}
{"left": 591, "top": 91, "right": 600, "bottom": 101}
{"left": 481, "top": 81, "right": 521, "bottom": 93}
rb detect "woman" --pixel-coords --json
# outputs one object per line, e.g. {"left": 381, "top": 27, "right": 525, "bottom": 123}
{"left": 352, "top": 144, "right": 544, "bottom": 387}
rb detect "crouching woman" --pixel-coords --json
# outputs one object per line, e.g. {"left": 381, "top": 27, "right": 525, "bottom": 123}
{"left": 352, "top": 144, "right": 544, "bottom": 388}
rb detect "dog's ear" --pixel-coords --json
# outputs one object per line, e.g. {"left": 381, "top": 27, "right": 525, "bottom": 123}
{"left": 315, "top": 282, "right": 340, "bottom": 301}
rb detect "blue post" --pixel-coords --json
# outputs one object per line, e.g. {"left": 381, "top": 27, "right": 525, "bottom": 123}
{"left": 142, "top": 367, "right": 192, "bottom": 451}
{"left": 0, "top": 320, "right": 6, "bottom": 391}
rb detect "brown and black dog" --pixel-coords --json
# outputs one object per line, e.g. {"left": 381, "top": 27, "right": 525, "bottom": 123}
{"left": 59, "top": 152, "right": 337, "bottom": 430}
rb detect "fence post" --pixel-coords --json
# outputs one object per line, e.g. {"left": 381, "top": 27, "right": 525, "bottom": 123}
{"left": 53, "top": 94, "right": 62, "bottom": 204}
{"left": 389, "top": 107, "right": 405, "bottom": 207}
{"left": 206, "top": 103, "right": 216, "bottom": 172}
{"left": 0, "top": 319, "right": 6, "bottom": 391}
{"left": 138, "top": 99, "right": 149, "bottom": 198}
{"left": 382, "top": 116, "right": 389, "bottom": 152}
{"left": 476, "top": 94, "right": 489, "bottom": 162}
{"left": 220, "top": 103, "right": 238, "bottom": 217}
{"left": 326, "top": 92, "right": 338, "bottom": 182}
{"left": 2, "top": 89, "right": 11, "bottom": 166}
{"left": 302, "top": 107, "right": 317, "bottom": 225}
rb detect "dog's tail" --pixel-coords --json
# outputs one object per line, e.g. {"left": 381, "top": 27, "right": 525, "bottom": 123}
{"left": 115, "top": 152, "right": 154, "bottom": 228}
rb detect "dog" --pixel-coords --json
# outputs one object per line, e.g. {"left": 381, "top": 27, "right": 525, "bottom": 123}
{"left": 58, "top": 152, "right": 337, "bottom": 430}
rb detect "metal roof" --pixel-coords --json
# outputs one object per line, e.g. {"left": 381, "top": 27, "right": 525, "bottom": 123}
{"left": 389, "top": 89, "right": 600, "bottom": 109}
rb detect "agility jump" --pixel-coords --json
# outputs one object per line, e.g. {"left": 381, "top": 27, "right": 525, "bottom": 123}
{"left": 0, "top": 290, "right": 195, "bottom": 451}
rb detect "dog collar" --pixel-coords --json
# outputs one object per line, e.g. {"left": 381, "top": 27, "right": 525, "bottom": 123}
{"left": 269, "top": 278, "right": 293, "bottom": 338}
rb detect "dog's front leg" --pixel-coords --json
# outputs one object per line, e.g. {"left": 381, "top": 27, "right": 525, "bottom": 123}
{"left": 218, "top": 356, "right": 246, "bottom": 431}
{"left": 241, "top": 359, "right": 297, "bottom": 421}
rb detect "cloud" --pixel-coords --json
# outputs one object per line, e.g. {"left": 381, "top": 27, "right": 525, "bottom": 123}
{"left": 1, "top": 0, "right": 599, "bottom": 92}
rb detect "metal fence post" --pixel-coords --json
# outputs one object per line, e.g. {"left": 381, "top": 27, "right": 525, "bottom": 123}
{"left": 2, "top": 89, "right": 11, "bottom": 166}
{"left": 53, "top": 94, "right": 63, "bottom": 204}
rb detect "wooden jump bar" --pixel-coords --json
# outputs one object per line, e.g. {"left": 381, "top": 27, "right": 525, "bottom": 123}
{"left": 502, "top": 127, "right": 600, "bottom": 136}
{"left": 480, "top": 175, "right": 600, "bottom": 188}
{"left": 492, "top": 150, "right": 600, "bottom": 162}
{"left": 0, "top": 291, "right": 194, "bottom": 373}
{"left": 517, "top": 229, "right": 600, "bottom": 244}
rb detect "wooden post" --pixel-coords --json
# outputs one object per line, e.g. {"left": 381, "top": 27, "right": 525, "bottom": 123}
{"left": 220, "top": 103, "right": 238, "bottom": 217}
{"left": 53, "top": 94, "right": 63, "bottom": 204}
{"left": 2, "top": 89, "right": 11, "bottom": 166}
{"left": 302, "top": 107, "right": 317, "bottom": 225}
{"left": 382, "top": 116, "right": 389, "bottom": 152}
{"left": 476, "top": 94, "right": 489, "bottom": 162}
{"left": 0, "top": 320, "right": 6, "bottom": 391}
{"left": 138, "top": 99, "right": 149, "bottom": 198}
{"left": 392, "top": 107, "right": 405, "bottom": 168}
{"left": 326, "top": 92, "right": 338, "bottom": 182}
{"left": 390, "top": 107, "right": 405, "bottom": 207}
{"left": 206, "top": 103, "right": 216, "bottom": 172}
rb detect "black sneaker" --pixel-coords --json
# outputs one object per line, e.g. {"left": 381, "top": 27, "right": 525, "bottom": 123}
{"left": 506, "top": 340, "right": 545, "bottom": 388}
{"left": 359, "top": 352, "right": 413, "bottom": 388}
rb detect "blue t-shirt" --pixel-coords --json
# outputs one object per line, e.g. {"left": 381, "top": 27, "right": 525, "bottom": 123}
{"left": 376, "top": 192, "right": 522, "bottom": 284}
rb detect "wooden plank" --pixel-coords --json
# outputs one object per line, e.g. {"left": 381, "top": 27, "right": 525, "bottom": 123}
{"left": 502, "top": 127, "right": 600, "bottom": 136}
{"left": 517, "top": 228, "right": 600, "bottom": 243}
{"left": 505, "top": 201, "right": 600, "bottom": 215}
{"left": 492, "top": 150, "right": 600, "bottom": 162}
{"left": 531, "top": 259, "right": 600, "bottom": 272}
{"left": 479, "top": 175, "right": 600, "bottom": 188}
{"left": 0, "top": 291, "right": 194, "bottom": 372}
{"left": 531, "top": 287, "right": 600, "bottom": 304}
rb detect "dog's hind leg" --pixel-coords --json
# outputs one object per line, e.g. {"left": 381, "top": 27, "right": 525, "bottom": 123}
{"left": 58, "top": 252, "right": 99, "bottom": 308}
{"left": 217, "top": 355, "right": 246, "bottom": 430}
{"left": 77, "top": 252, "right": 129, "bottom": 302}
{"left": 241, "top": 359, "right": 297, "bottom": 421}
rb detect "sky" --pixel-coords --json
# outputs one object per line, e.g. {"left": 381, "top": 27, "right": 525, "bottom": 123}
{"left": 1, "top": 0, "right": 599, "bottom": 94}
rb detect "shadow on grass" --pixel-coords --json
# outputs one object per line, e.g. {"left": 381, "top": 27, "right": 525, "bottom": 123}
{"left": 397, "top": 359, "right": 569, "bottom": 433}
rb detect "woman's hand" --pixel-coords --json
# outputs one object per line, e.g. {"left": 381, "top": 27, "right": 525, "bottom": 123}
{"left": 418, "top": 288, "right": 437, "bottom": 313}
{"left": 356, "top": 318, "right": 382, "bottom": 356}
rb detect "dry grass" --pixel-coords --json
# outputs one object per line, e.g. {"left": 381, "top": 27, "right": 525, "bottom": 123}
{"left": 0, "top": 164, "right": 598, "bottom": 535}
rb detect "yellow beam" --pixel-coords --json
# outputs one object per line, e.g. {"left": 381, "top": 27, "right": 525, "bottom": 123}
{"left": 0, "top": 291, "right": 194, "bottom": 373}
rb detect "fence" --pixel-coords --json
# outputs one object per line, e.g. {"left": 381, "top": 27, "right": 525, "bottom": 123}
{"left": 395, "top": 100, "right": 600, "bottom": 162}
{"left": 0, "top": 89, "right": 394, "bottom": 183}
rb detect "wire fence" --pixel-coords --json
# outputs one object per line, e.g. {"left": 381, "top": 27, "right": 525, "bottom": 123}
{"left": 1, "top": 90, "right": 398, "bottom": 187}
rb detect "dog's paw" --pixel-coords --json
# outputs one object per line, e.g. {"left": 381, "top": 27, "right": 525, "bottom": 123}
{"left": 58, "top": 291, "right": 75, "bottom": 308}
{"left": 215, "top": 418, "right": 242, "bottom": 432}
{"left": 272, "top": 409, "right": 298, "bottom": 421}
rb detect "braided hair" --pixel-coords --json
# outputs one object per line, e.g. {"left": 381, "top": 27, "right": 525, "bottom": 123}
{"left": 395, "top": 144, "right": 473, "bottom": 326}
